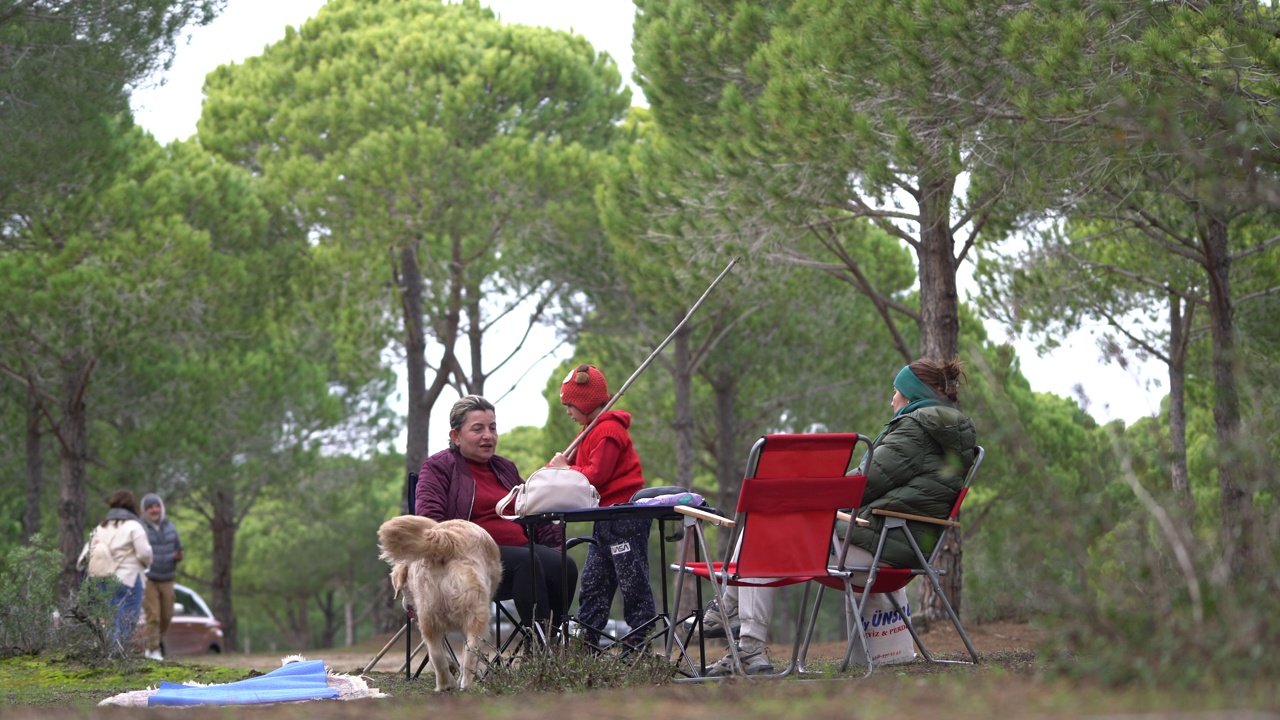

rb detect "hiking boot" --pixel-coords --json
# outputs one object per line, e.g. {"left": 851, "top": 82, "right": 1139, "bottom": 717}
{"left": 688, "top": 599, "right": 739, "bottom": 639}
{"left": 703, "top": 643, "right": 774, "bottom": 677}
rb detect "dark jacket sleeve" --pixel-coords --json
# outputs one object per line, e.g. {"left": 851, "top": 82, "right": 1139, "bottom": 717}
{"left": 860, "top": 417, "right": 928, "bottom": 506}
{"left": 416, "top": 452, "right": 452, "bottom": 520}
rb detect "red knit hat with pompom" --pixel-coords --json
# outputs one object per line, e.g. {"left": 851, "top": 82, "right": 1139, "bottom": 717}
{"left": 560, "top": 364, "right": 610, "bottom": 413}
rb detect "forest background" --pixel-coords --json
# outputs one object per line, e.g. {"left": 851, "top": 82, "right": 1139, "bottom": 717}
{"left": 2, "top": 0, "right": 1277, "bottom": 687}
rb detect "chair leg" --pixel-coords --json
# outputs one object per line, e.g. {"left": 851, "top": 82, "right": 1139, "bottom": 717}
{"left": 841, "top": 575, "right": 877, "bottom": 678}
{"left": 667, "top": 521, "right": 697, "bottom": 660}
{"left": 361, "top": 621, "right": 407, "bottom": 675}
{"left": 665, "top": 602, "right": 704, "bottom": 679}
{"left": 406, "top": 611, "right": 416, "bottom": 679}
{"left": 411, "top": 643, "right": 431, "bottom": 680}
{"left": 917, "top": 573, "right": 980, "bottom": 664}
{"left": 669, "top": 514, "right": 746, "bottom": 681}
{"left": 887, "top": 590, "right": 934, "bottom": 661}
{"left": 399, "top": 639, "right": 424, "bottom": 677}
{"left": 796, "top": 583, "right": 828, "bottom": 673}
{"left": 664, "top": 621, "right": 699, "bottom": 677}
{"left": 901, "top": 529, "right": 980, "bottom": 665}
{"left": 681, "top": 519, "right": 743, "bottom": 678}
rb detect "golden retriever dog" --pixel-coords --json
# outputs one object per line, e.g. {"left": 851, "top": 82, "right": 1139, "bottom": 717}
{"left": 378, "top": 515, "right": 501, "bottom": 691}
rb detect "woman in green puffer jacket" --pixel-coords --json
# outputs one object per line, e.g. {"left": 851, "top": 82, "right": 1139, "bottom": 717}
{"left": 844, "top": 358, "right": 977, "bottom": 569}
{"left": 702, "top": 358, "right": 976, "bottom": 677}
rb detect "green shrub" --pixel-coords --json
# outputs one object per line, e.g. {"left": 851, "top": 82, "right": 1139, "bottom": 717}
{"left": 60, "top": 576, "right": 136, "bottom": 664}
{"left": 0, "top": 533, "right": 142, "bottom": 666}
{"left": 0, "top": 535, "right": 61, "bottom": 656}
{"left": 1039, "top": 515, "right": 1279, "bottom": 687}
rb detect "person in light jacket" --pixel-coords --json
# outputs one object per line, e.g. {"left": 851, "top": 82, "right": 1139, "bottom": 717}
{"left": 80, "top": 490, "right": 153, "bottom": 652}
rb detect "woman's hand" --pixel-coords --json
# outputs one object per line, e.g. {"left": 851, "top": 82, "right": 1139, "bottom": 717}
{"left": 548, "top": 452, "right": 569, "bottom": 468}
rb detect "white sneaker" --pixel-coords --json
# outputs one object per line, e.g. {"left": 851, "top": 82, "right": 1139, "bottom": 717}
{"left": 144, "top": 649, "right": 164, "bottom": 661}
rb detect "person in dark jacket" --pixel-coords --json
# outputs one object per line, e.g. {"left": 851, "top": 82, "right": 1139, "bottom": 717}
{"left": 140, "top": 493, "right": 183, "bottom": 660}
{"left": 705, "top": 358, "right": 977, "bottom": 676}
{"left": 416, "top": 395, "right": 577, "bottom": 629}
{"left": 844, "top": 358, "right": 977, "bottom": 567}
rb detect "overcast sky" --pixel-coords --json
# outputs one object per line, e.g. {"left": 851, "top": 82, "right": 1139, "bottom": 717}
{"left": 128, "top": 0, "right": 1165, "bottom": 442}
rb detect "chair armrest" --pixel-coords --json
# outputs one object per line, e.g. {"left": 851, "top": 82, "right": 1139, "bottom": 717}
{"left": 675, "top": 505, "right": 736, "bottom": 527}
{"left": 564, "top": 536, "right": 599, "bottom": 551}
{"left": 836, "top": 511, "right": 871, "bottom": 527}
{"left": 871, "top": 508, "right": 960, "bottom": 527}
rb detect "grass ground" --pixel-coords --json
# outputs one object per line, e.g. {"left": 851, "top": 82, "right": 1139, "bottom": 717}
{"left": 2, "top": 622, "right": 1277, "bottom": 719}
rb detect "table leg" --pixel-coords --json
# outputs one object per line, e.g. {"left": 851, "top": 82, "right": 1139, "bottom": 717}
{"left": 524, "top": 522, "right": 543, "bottom": 646}
{"left": 559, "top": 520, "right": 569, "bottom": 646}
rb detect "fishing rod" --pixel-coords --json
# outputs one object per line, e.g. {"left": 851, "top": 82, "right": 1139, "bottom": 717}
{"left": 562, "top": 257, "right": 739, "bottom": 461}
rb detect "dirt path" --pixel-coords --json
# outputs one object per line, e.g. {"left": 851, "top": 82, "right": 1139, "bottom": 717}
{"left": 179, "top": 620, "right": 1049, "bottom": 675}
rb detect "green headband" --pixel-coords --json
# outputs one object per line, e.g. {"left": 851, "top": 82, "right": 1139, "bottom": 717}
{"left": 893, "top": 366, "right": 937, "bottom": 404}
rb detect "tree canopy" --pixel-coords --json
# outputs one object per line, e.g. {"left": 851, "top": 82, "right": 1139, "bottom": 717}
{"left": 198, "top": 0, "right": 634, "bottom": 489}
{"left": 0, "top": 0, "right": 222, "bottom": 217}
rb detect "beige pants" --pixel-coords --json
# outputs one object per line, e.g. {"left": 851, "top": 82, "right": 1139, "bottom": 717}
{"left": 143, "top": 579, "right": 175, "bottom": 652}
{"left": 737, "top": 544, "right": 880, "bottom": 644}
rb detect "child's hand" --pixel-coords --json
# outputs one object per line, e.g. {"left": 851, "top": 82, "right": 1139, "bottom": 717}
{"left": 548, "top": 453, "right": 569, "bottom": 468}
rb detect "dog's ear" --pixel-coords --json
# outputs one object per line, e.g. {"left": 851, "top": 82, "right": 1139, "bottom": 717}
{"left": 390, "top": 563, "right": 408, "bottom": 596}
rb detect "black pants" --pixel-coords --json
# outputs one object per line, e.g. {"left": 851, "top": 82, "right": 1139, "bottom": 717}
{"left": 497, "top": 543, "right": 577, "bottom": 627}
{"left": 576, "top": 517, "right": 656, "bottom": 641}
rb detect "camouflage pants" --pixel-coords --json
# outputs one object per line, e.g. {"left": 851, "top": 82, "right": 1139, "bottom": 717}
{"left": 576, "top": 517, "right": 656, "bottom": 641}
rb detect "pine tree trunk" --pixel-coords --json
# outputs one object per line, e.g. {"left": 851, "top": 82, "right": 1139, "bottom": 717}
{"left": 915, "top": 174, "right": 960, "bottom": 363}
{"left": 24, "top": 390, "right": 43, "bottom": 544}
{"left": 1201, "top": 214, "right": 1255, "bottom": 574}
{"left": 344, "top": 597, "right": 355, "bottom": 647}
{"left": 287, "top": 596, "right": 311, "bottom": 650}
{"left": 376, "top": 575, "right": 399, "bottom": 634}
{"left": 712, "top": 374, "right": 740, "bottom": 559}
{"left": 673, "top": 317, "right": 695, "bottom": 488}
{"left": 56, "top": 359, "right": 92, "bottom": 601}
{"left": 1167, "top": 295, "right": 1194, "bottom": 525}
{"left": 401, "top": 243, "right": 429, "bottom": 509}
{"left": 318, "top": 590, "right": 338, "bottom": 649}
{"left": 211, "top": 489, "right": 238, "bottom": 651}
{"left": 914, "top": 171, "right": 963, "bottom": 625}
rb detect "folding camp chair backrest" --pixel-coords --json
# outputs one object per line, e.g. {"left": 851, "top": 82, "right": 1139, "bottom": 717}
{"left": 734, "top": 476, "right": 864, "bottom": 578}
{"left": 732, "top": 434, "right": 869, "bottom": 579}
{"left": 406, "top": 471, "right": 419, "bottom": 515}
{"left": 950, "top": 445, "right": 984, "bottom": 521}
{"left": 748, "top": 433, "right": 864, "bottom": 479}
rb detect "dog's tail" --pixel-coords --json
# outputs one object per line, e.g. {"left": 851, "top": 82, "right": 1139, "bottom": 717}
{"left": 378, "top": 515, "right": 460, "bottom": 565}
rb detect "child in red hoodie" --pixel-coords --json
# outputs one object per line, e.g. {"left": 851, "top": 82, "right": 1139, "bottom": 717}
{"left": 548, "top": 364, "right": 655, "bottom": 648}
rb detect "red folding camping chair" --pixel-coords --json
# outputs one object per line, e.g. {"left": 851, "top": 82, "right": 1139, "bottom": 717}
{"left": 670, "top": 433, "right": 871, "bottom": 679}
{"left": 802, "top": 445, "right": 986, "bottom": 676}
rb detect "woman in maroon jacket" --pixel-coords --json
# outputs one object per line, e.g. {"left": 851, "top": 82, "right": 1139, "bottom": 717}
{"left": 416, "top": 395, "right": 576, "bottom": 629}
